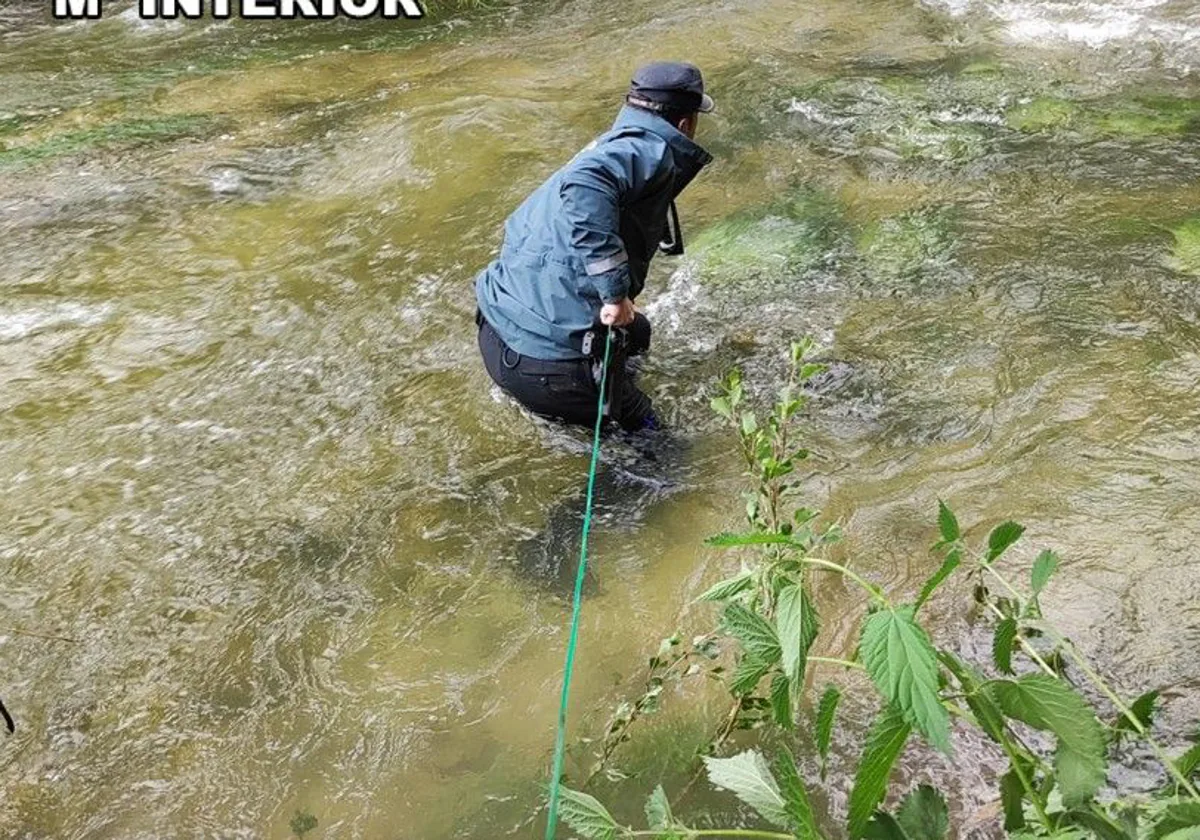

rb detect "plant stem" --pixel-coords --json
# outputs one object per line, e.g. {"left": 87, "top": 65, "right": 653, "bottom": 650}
{"left": 984, "top": 560, "right": 1200, "bottom": 800}
{"left": 809, "top": 656, "right": 864, "bottom": 671}
{"left": 1043, "top": 625, "right": 1200, "bottom": 799}
{"left": 982, "top": 600, "right": 1058, "bottom": 678}
{"left": 998, "top": 730, "right": 1053, "bottom": 829}
{"left": 801, "top": 557, "right": 885, "bottom": 604}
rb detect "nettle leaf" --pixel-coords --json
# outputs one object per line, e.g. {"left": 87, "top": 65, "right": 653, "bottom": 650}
{"left": 992, "top": 616, "right": 1017, "bottom": 675}
{"left": 816, "top": 684, "right": 842, "bottom": 777}
{"left": 990, "top": 675, "right": 1107, "bottom": 806}
{"left": 773, "top": 752, "right": 821, "bottom": 840}
{"left": 985, "top": 521, "right": 1025, "bottom": 563}
{"left": 847, "top": 706, "right": 913, "bottom": 839}
{"left": 1031, "top": 550, "right": 1059, "bottom": 594}
{"left": 699, "top": 570, "right": 756, "bottom": 602}
{"left": 704, "top": 750, "right": 789, "bottom": 829}
{"left": 645, "top": 785, "right": 673, "bottom": 830}
{"left": 722, "top": 603, "right": 782, "bottom": 663}
{"left": 730, "top": 655, "right": 773, "bottom": 696}
{"left": 557, "top": 788, "right": 621, "bottom": 840}
{"left": 865, "top": 812, "right": 911, "bottom": 840}
{"left": 1062, "top": 809, "right": 1134, "bottom": 840}
{"left": 1176, "top": 742, "right": 1200, "bottom": 779}
{"left": 895, "top": 784, "right": 949, "bottom": 840}
{"left": 1114, "top": 689, "right": 1159, "bottom": 734}
{"left": 999, "top": 765, "right": 1026, "bottom": 831}
{"left": 1149, "top": 802, "right": 1200, "bottom": 840}
{"left": 915, "top": 548, "right": 961, "bottom": 612}
{"left": 937, "top": 500, "right": 960, "bottom": 543}
{"left": 770, "top": 673, "right": 793, "bottom": 728}
{"left": 860, "top": 607, "right": 951, "bottom": 752}
{"left": 777, "top": 584, "right": 820, "bottom": 704}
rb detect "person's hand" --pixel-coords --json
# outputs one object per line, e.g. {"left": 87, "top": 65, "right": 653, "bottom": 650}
{"left": 600, "top": 298, "right": 635, "bottom": 327}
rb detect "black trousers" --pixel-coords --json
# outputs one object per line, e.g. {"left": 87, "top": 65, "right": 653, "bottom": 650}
{"left": 477, "top": 314, "right": 654, "bottom": 431}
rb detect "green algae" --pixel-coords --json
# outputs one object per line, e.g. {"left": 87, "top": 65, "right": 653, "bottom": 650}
{"left": 1007, "top": 95, "right": 1200, "bottom": 137}
{"left": 0, "top": 114, "right": 218, "bottom": 168}
{"left": 689, "top": 186, "right": 846, "bottom": 285}
{"left": 1169, "top": 217, "right": 1200, "bottom": 277}
{"left": 1007, "top": 96, "right": 1079, "bottom": 132}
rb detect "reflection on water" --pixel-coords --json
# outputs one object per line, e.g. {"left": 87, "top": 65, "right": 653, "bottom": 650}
{"left": 1, "top": 0, "right": 1199, "bottom": 836}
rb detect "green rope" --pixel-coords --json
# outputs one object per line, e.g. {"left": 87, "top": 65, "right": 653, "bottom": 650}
{"left": 545, "top": 328, "right": 613, "bottom": 840}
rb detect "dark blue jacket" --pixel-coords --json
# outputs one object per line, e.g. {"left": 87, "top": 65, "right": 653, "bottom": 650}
{"left": 475, "top": 105, "right": 712, "bottom": 360}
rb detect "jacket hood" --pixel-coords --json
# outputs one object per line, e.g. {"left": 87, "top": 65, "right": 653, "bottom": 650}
{"left": 612, "top": 104, "right": 713, "bottom": 178}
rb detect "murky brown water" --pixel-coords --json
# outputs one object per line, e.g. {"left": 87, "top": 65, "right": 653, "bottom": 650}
{"left": 1, "top": 0, "right": 1199, "bottom": 836}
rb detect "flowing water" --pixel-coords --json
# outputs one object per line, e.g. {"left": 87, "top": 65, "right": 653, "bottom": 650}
{"left": 2, "top": 0, "right": 1199, "bottom": 836}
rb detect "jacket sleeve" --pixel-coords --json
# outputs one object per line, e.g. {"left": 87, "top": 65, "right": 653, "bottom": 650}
{"left": 558, "top": 144, "right": 636, "bottom": 304}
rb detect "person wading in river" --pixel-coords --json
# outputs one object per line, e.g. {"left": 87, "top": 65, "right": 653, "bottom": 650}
{"left": 474, "top": 61, "right": 714, "bottom": 431}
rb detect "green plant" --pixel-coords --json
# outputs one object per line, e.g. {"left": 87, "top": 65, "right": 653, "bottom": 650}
{"left": 289, "top": 809, "right": 318, "bottom": 837}
{"left": 556, "top": 340, "right": 1200, "bottom": 840}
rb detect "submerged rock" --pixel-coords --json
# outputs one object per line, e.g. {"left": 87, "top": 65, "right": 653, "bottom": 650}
{"left": 686, "top": 185, "right": 847, "bottom": 288}
{"left": 856, "top": 205, "right": 960, "bottom": 288}
{"left": 1006, "top": 95, "right": 1200, "bottom": 138}
{"left": 1169, "top": 217, "right": 1200, "bottom": 277}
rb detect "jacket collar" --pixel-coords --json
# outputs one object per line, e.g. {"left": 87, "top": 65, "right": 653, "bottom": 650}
{"left": 613, "top": 104, "right": 713, "bottom": 174}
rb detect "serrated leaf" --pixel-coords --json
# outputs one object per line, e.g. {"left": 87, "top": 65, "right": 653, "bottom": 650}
{"left": 645, "top": 785, "right": 673, "bottom": 830}
{"left": 770, "top": 673, "right": 793, "bottom": 728}
{"left": 865, "top": 812, "right": 912, "bottom": 840}
{"left": 730, "top": 655, "right": 772, "bottom": 696}
{"left": 707, "top": 531, "right": 793, "bottom": 547}
{"left": 993, "top": 617, "right": 1017, "bottom": 675}
{"left": 990, "top": 675, "right": 1107, "bottom": 806}
{"left": 985, "top": 521, "right": 1025, "bottom": 563}
{"left": 1149, "top": 802, "right": 1200, "bottom": 840}
{"left": 847, "top": 706, "right": 912, "bottom": 839}
{"left": 1031, "top": 550, "right": 1059, "bottom": 594}
{"left": 698, "top": 570, "right": 756, "bottom": 602}
{"left": 860, "top": 607, "right": 950, "bottom": 752}
{"left": 895, "top": 784, "right": 949, "bottom": 840}
{"left": 777, "top": 583, "right": 820, "bottom": 706}
{"left": 1177, "top": 742, "right": 1200, "bottom": 778}
{"left": 1061, "top": 809, "right": 1134, "bottom": 840}
{"left": 937, "top": 500, "right": 960, "bottom": 543}
{"left": 1158, "top": 829, "right": 1200, "bottom": 840}
{"left": 816, "top": 684, "right": 841, "bottom": 776}
{"left": 722, "top": 603, "right": 782, "bottom": 663}
{"left": 704, "top": 750, "right": 789, "bottom": 828}
{"left": 999, "top": 766, "right": 1026, "bottom": 831}
{"left": 915, "top": 548, "right": 961, "bottom": 612}
{"left": 1114, "top": 689, "right": 1159, "bottom": 734}
{"left": 773, "top": 752, "right": 821, "bottom": 840}
{"left": 557, "top": 788, "right": 620, "bottom": 840}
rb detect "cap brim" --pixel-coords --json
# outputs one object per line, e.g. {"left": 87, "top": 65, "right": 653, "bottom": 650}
{"left": 699, "top": 93, "right": 715, "bottom": 113}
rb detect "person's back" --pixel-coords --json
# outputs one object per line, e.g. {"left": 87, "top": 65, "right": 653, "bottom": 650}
{"left": 474, "top": 61, "right": 714, "bottom": 431}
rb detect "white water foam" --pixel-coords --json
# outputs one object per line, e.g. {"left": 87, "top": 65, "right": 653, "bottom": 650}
{"left": 922, "top": 0, "right": 1199, "bottom": 66}
{"left": 0, "top": 302, "right": 112, "bottom": 343}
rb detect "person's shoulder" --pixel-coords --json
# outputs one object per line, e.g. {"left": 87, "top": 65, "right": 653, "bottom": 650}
{"left": 573, "top": 127, "right": 669, "bottom": 168}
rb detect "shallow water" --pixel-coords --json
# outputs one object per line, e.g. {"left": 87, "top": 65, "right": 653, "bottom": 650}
{"left": 1, "top": 0, "right": 1199, "bottom": 837}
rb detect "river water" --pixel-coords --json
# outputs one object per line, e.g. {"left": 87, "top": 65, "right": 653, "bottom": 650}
{"left": 1, "top": 0, "right": 1198, "bottom": 837}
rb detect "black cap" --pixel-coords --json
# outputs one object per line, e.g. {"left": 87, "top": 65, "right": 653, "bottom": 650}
{"left": 627, "top": 61, "right": 715, "bottom": 116}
